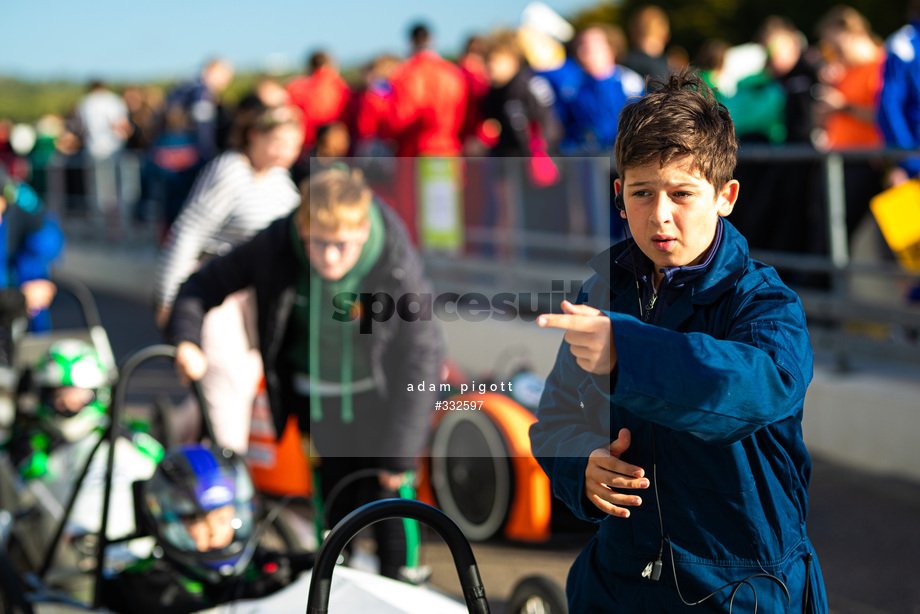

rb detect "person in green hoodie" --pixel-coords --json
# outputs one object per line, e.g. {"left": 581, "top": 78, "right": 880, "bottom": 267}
{"left": 167, "top": 167, "right": 443, "bottom": 580}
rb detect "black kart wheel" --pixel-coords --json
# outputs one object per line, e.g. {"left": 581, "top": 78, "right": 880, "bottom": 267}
{"left": 429, "top": 409, "right": 513, "bottom": 541}
{"left": 507, "top": 575, "right": 568, "bottom": 614}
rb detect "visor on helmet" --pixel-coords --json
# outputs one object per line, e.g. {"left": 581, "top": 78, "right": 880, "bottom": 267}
{"left": 32, "top": 339, "right": 110, "bottom": 441}
{"left": 142, "top": 445, "right": 256, "bottom": 580}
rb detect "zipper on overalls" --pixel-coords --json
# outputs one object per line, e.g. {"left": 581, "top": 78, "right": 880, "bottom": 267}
{"left": 643, "top": 292, "right": 658, "bottom": 323}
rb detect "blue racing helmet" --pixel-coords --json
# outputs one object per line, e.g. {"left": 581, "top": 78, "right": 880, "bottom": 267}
{"left": 141, "top": 444, "right": 256, "bottom": 582}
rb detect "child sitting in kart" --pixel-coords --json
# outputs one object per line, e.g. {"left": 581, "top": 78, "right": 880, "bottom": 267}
{"left": 1, "top": 339, "right": 163, "bottom": 560}
{"left": 100, "top": 444, "right": 315, "bottom": 614}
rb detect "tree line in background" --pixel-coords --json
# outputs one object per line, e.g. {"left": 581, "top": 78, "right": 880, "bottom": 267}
{"left": 0, "top": 0, "right": 909, "bottom": 124}
{"left": 0, "top": 73, "right": 272, "bottom": 124}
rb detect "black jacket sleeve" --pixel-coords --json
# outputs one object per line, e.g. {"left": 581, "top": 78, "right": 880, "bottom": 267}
{"left": 377, "top": 279, "right": 444, "bottom": 471}
{"left": 373, "top": 206, "right": 444, "bottom": 472}
{"left": 166, "top": 217, "right": 289, "bottom": 348}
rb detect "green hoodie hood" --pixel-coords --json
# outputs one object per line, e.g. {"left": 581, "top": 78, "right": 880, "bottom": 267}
{"left": 286, "top": 201, "right": 386, "bottom": 424}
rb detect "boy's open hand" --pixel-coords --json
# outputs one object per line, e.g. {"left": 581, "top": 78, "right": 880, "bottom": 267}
{"left": 174, "top": 341, "right": 208, "bottom": 385}
{"left": 378, "top": 471, "right": 408, "bottom": 492}
{"left": 585, "top": 428, "right": 648, "bottom": 517}
{"left": 20, "top": 279, "right": 56, "bottom": 314}
{"left": 537, "top": 300, "right": 617, "bottom": 374}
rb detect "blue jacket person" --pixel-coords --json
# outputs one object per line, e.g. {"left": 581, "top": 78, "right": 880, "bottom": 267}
{"left": 529, "top": 70, "right": 827, "bottom": 613}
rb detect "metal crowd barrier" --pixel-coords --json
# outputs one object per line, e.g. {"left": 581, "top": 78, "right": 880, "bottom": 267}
{"left": 28, "top": 149, "right": 150, "bottom": 244}
{"left": 733, "top": 145, "right": 920, "bottom": 368}
{"left": 24, "top": 147, "right": 920, "bottom": 368}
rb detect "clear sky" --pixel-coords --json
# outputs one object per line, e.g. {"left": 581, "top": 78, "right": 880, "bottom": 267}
{"left": 0, "top": 0, "right": 594, "bottom": 81}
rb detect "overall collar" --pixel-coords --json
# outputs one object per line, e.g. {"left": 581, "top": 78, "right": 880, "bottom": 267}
{"left": 589, "top": 217, "right": 749, "bottom": 310}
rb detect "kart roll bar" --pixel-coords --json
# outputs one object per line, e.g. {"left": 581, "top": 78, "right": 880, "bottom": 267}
{"left": 29, "top": 342, "right": 211, "bottom": 607}
{"left": 305, "top": 498, "right": 490, "bottom": 614}
{"left": 90, "top": 343, "right": 214, "bottom": 607}
{"left": 49, "top": 275, "right": 117, "bottom": 375}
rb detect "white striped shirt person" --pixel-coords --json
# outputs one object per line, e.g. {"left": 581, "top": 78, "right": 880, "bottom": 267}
{"left": 154, "top": 150, "right": 299, "bottom": 307}
{"left": 154, "top": 103, "right": 304, "bottom": 453}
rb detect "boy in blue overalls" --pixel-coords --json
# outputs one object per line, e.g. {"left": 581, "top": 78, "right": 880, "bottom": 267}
{"left": 531, "top": 70, "right": 828, "bottom": 613}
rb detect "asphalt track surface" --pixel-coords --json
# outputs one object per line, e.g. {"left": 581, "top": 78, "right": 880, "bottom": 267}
{"left": 45, "top": 287, "right": 920, "bottom": 614}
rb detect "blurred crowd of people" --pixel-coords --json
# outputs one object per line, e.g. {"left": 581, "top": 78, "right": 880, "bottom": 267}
{"left": 1, "top": 6, "right": 919, "bottom": 604}
{"left": 0, "top": 4, "right": 918, "bottom": 263}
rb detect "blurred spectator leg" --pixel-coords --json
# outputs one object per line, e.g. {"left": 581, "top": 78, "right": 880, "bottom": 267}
{"left": 117, "top": 151, "right": 142, "bottom": 233}
{"left": 45, "top": 156, "right": 68, "bottom": 214}
{"left": 462, "top": 157, "right": 488, "bottom": 256}
{"left": 843, "top": 160, "right": 883, "bottom": 237}
{"left": 66, "top": 153, "right": 87, "bottom": 216}
{"left": 394, "top": 158, "right": 419, "bottom": 245}
{"left": 86, "top": 153, "right": 122, "bottom": 239}
{"left": 197, "top": 288, "right": 262, "bottom": 454}
{"left": 493, "top": 158, "right": 519, "bottom": 261}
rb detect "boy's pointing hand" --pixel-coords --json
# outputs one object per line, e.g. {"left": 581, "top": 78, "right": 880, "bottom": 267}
{"left": 538, "top": 300, "right": 617, "bottom": 374}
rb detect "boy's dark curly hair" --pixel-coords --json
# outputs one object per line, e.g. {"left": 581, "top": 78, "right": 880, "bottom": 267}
{"left": 614, "top": 68, "right": 737, "bottom": 190}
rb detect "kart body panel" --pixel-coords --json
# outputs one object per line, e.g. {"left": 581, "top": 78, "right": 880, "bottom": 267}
{"left": 197, "top": 565, "right": 468, "bottom": 614}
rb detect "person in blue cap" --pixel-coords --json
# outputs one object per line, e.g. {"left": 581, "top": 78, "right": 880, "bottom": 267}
{"left": 877, "top": 0, "right": 920, "bottom": 303}
{"left": 879, "top": 0, "right": 920, "bottom": 184}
